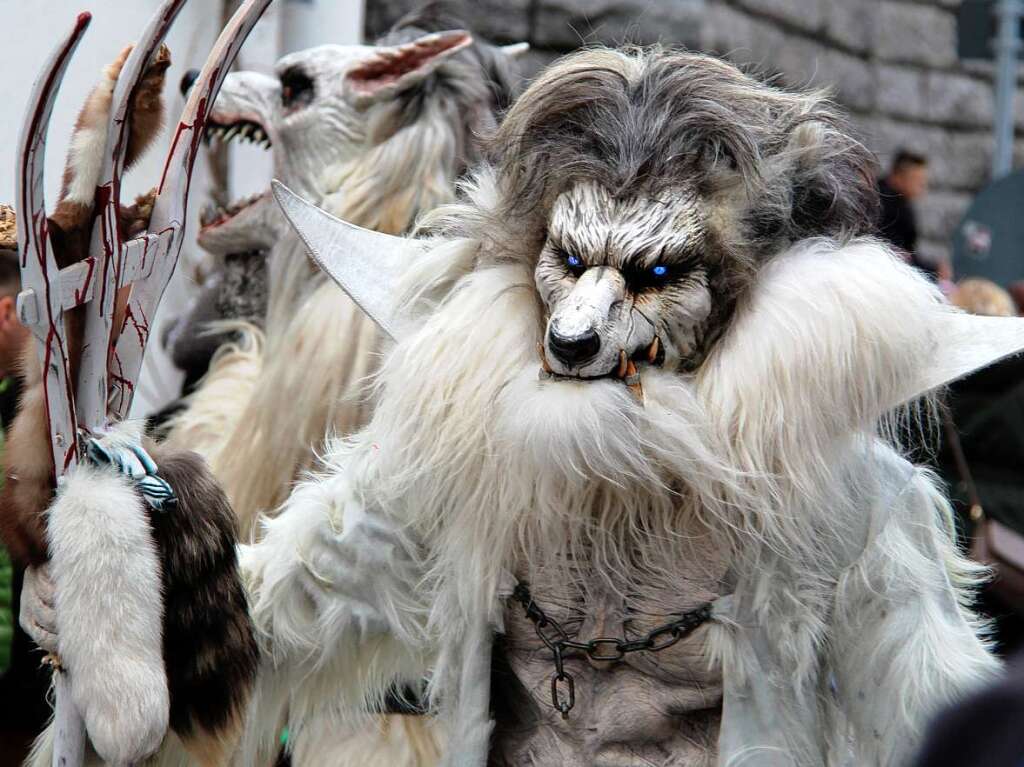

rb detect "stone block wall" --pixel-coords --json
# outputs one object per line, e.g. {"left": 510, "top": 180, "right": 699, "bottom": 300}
{"left": 367, "top": 0, "right": 1022, "bottom": 266}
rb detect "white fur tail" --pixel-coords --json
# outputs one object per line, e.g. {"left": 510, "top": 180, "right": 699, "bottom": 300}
{"left": 47, "top": 464, "right": 169, "bottom": 765}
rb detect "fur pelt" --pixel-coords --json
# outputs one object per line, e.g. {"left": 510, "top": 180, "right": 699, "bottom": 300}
{"left": 145, "top": 441, "right": 259, "bottom": 765}
{"left": 29, "top": 422, "right": 257, "bottom": 767}
{"left": 242, "top": 156, "right": 998, "bottom": 764}
{"left": 47, "top": 460, "right": 169, "bottom": 765}
{"left": 0, "top": 43, "right": 169, "bottom": 567}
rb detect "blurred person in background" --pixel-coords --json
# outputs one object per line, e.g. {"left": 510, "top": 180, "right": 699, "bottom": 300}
{"left": 913, "top": 656, "right": 1024, "bottom": 767}
{"left": 0, "top": 206, "right": 49, "bottom": 766}
{"left": 878, "top": 149, "right": 951, "bottom": 281}
{"left": 938, "top": 278, "right": 1024, "bottom": 657}
{"left": 1008, "top": 280, "right": 1024, "bottom": 315}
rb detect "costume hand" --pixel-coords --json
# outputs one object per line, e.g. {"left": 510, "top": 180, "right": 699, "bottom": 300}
{"left": 20, "top": 563, "right": 58, "bottom": 654}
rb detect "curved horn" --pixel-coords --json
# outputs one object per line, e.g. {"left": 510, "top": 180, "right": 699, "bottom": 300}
{"left": 500, "top": 42, "right": 530, "bottom": 59}
{"left": 15, "top": 11, "right": 92, "bottom": 474}
{"left": 78, "top": 0, "right": 189, "bottom": 430}
{"left": 108, "top": 0, "right": 274, "bottom": 420}
{"left": 901, "top": 313, "right": 1024, "bottom": 406}
{"left": 272, "top": 180, "right": 426, "bottom": 341}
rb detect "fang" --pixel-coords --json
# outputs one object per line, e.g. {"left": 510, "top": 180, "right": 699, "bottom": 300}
{"left": 647, "top": 337, "right": 659, "bottom": 364}
{"left": 538, "top": 343, "right": 553, "bottom": 374}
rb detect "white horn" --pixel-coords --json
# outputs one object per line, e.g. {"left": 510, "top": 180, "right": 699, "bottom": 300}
{"left": 903, "top": 312, "right": 1024, "bottom": 405}
{"left": 272, "top": 180, "right": 426, "bottom": 340}
{"left": 501, "top": 42, "right": 530, "bottom": 59}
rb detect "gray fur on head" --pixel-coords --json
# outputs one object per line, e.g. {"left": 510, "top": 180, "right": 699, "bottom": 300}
{"left": 371, "top": 1, "right": 521, "bottom": 168}
{"left": 383, "top": 1, "right": 520, "bottom": 110}
{"left": 478, "top": 47, "right": 877, "bottom": 375}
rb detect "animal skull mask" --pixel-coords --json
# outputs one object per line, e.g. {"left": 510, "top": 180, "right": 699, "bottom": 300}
{"left": 536, "top": 183, "right": 716, "bottom": 385}
{"left": 275, "top": 47, "right": 1024, "bottom": 410}
{"left": 195, "top": 30, "right": 475, "bottom": 253}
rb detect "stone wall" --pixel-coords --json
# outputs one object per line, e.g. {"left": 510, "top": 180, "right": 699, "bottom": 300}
{"left": 367, "top": 0, "right": 1022, "bottom": 265}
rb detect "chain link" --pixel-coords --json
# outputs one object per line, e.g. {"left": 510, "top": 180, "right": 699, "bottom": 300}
{"left": 510, "top": 583, "right": 713, "bottom": 718}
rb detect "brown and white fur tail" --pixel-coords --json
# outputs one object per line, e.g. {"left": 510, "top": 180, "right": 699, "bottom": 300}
{"left": 30, "top": 425, "right": 259, "bottom": 767}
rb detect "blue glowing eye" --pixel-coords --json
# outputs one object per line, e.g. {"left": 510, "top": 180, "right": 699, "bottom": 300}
{"left": 567, "top": 254, "right": 582, "bottom": 268}
{"left": 651, "top": 264, "right": 669, "bottom": 277}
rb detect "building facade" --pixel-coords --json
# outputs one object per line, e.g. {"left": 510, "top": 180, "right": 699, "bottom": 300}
{"left": 368, "top": 0, "right": 1023, "bottom": 267}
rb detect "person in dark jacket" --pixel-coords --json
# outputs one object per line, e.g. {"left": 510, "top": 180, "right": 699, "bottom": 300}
{"left": 877, "top": 149, "right": 945, "bottom": 279}
{"left": 937, "top": 279, "right": 1024, "bottom": 657}
{"left": 914, "top": 655, "right": 1024, "bottom": 767}
{"left": 0, "top": 210, "right": 50, "bottom": 766}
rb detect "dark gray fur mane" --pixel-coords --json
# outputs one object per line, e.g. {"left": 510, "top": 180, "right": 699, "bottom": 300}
{"left": 373, "top": 1, "right": 521, "bottom": 170}
{"left": 491, "top": 47, "right": 877, "bottom": 255}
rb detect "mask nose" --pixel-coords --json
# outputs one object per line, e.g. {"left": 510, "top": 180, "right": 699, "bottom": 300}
{"left": 547, "top": 325, "right": 600, "bottom": 367}
{"left": 180, "top": 68, "right": 201, "bottom": 97}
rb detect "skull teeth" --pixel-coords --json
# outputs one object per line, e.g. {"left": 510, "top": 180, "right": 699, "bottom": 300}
{"left": 203, "top": 120, "right": 272, "bottom": 149}
{"left": 617, "top": 349, "right": 628, "bottom": 378}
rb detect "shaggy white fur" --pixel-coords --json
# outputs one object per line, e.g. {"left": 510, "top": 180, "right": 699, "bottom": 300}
{"left": 29, "top": 725, "right": 200, "bottom": 767}
{"left": 239, "top": 469, "right": 432, "bottom": 763}
{"left": 243, "top": 169, "right": 1001, "bottom": 765}
{"left": 47, "top": 456, "right": 169, "bottom": 765}
{"left": 290, "top": 713, "right": 444, "bottom": 767}
{"left": 162, "top": 323, "right": 263, "bottom": 461}
{"left": 62, "top": 57, "right": 121, "bottom": 207}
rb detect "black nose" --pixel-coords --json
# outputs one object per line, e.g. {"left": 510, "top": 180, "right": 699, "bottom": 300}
{"left": 548, "top": 326, "right": 600, "bottom": 367}
{"left": 180, "top": 68, "right": 201, "bottom": 97}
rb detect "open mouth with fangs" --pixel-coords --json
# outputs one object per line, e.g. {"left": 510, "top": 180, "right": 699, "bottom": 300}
{"left": 203, "top": 117, "right": 271, "bottom": 149}
{"left": 199, "top": 191, "right": 268, "bottom": 232}
{"left": 538, "top": 338, "right": 663, "bottom": 401}
{"left": 199, "top": 116, "right": 272, "bottom": 233}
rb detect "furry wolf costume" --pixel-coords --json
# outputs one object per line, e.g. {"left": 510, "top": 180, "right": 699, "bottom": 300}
{"left": 26, "top": 46, "right": 1024, "bottom": 766}
{"left": 164, "top": 4, "right": 523, "bottom": 544}
{"left": 254, "top": 47, "right": 1016, "bottom": 766}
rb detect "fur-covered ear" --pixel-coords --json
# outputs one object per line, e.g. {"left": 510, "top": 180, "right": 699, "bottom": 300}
{"left": 345, "top": 29, "right": 473, "bottom": 107}
{"left": 776, "top": 115, "right": 878, "bottom": 242}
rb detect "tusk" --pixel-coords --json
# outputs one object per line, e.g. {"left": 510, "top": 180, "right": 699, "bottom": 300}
{"left": 617, "top": 349, "right": 628, "bottom": 378}
{"left": 501, "top": 42, "right": 530, "bottom": 59}
{"left": 647, "top": 336, "right": 659, "bottom": 364}
{"left": 538, "top": 343, "right": 553, "bottom": 374}
{"left": 624, "top": 360, "right": 644, "bottom": 402}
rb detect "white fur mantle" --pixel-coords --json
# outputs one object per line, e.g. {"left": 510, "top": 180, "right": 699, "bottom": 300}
{"left": 240, "top": 233, "right": 1000, "bottom": 766}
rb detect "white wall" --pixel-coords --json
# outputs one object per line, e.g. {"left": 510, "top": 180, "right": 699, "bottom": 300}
{"left": 0, "top": 0, "right": 362, "bottom": 418}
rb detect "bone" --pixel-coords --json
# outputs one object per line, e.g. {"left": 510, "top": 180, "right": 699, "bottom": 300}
{"left": 617, "top": 349, "right": 628, "bottom": 379}
{"left": 647, "top": 337, "right": 659, "bottom": 364}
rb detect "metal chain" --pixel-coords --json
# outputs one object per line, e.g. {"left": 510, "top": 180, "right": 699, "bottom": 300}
{"left": 510, "top": 582, "right": 713, "bottom": 718}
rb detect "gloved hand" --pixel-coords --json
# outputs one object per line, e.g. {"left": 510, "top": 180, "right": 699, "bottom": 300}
{"left": 19, "top": 563, "right": 57, "bottom": 655}
{"left": 83, "top": 427, "right": 175, "bottom": 511}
